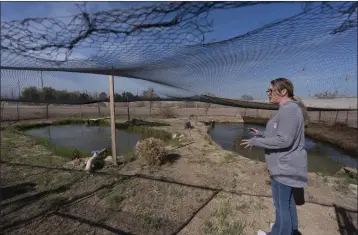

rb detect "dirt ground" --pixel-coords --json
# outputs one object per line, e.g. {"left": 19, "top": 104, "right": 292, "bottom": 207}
{"left": 1, "top": 117, "right": 357, "bottom": 235}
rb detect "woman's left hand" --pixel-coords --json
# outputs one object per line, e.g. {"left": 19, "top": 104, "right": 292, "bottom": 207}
{"left": 240, "top": 139, "right": 252, "bottom": 150}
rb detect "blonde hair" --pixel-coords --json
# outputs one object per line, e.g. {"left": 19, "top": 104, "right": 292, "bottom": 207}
{"left": 271, "top": 78, "right": 310, "bottom": 126}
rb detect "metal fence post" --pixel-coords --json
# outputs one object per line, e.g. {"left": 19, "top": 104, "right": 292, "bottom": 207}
{"left": 318, "top": 111, "right": 322, "bottom": 122}
{"left": 17, "top": 81, "right": 20, "bottom": 121}
{"left": 334, "top": 111, "right": 339, "bottom": 125}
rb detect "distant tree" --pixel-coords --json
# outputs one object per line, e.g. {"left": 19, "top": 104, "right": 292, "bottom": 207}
{"left": 202, "top": 92, "right": 216, "bottom": 115}
{"left": 21, "top": 86, "right": 40, "bottom": 102}
{"left": 99, "top": 92, "right": 108, "bottom": 100}
{"left": 142, "top": 88, "right": 159, "bottom": 116}
{"left": 68, "top": 91, "right": 80, "bottom": 102}
{"left": 314, "top": 89, "right": 338, "bottom": 99}
{"left": 122, "top": 91, "right": 136, "bottom": 101}
{"left": 42, "top": 87, "right": 57, "bottom": 102}
{"left": 20, "top": 86, "right": 95, "bottom": 104}
{"left": 241, "top": 94, "right": 254, "bottom": 100}
{"left": 112, "top": 91, "right": 137, "bottom": 102}
{"left": 55, "top": 90, "right": 70, "bottom": 102}
{"left": 114, "top": 93, "right": 123, "bottom": 102}
{"left": 78, "top": 92, "right": 91, "bottom": 102}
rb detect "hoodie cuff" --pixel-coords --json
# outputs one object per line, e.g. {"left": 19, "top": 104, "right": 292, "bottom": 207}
{"left": 248, "top": 137, "right": 257, "bottom": 147}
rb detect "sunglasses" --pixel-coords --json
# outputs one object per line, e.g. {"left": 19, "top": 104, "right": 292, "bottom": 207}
{"left": 266, "top": 89, "right": 273, "bottom": 94}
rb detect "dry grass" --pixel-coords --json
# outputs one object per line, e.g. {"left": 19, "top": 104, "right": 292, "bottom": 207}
{"left": 158, "top": 107, "right": 177, "bottom": 118}
{"left": 1, "top": 117, "right": 357, "bottom": 235}
{"left": 135, "top": 137, "right": 167, "bottom": 166}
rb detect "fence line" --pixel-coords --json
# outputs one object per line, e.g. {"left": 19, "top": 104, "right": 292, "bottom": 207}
{"left": 0, "top": 101, "right": 357, "bottom": 128}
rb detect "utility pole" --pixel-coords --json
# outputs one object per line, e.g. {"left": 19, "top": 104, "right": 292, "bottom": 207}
{"left": 127, "top": 92, "right": 130, "bottom": 122}
{"left": 41, "top": 71, "right": 49, "bottom": 119}
{"left": 109, "top": 72, "right": 117, "bottom": 166}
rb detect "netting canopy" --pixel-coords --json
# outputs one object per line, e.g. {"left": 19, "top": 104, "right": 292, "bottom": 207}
{"left": 1, "top": 2, "right": 357, "bottom": 105}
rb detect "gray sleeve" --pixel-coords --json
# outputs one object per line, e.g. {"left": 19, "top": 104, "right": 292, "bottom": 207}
{"left": 253, "top": 130, "right": 265, "bottom": 137}
{"left": 248, "top": 106, "right": 301, "bottom": 149}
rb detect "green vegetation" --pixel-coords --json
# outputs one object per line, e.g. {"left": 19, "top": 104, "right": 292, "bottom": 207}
{"left": 19, "top": 86, "right": 142, "bottom": 103}
{"left": 33, "top": 136, "right": 90, "bottom": 160}
{"left": 18, "top": 86, "right": 162, "bottom": 104}
{"left": 121, "top": 149, "right": 137, "bottom": 164}
{"left": 1, "top": 129, "right": 82, "bottom": 166}
{"left": 15, "top": 118, "right": 87, "bottom": 131}
{"left": 3, "top": 117, "right": 177, "bottom": 167}
{"left": 2, "top": 119, "right": 92, "bottom": 163}
{"left": 126, "top": 125, "right": 172, "bottom": 141}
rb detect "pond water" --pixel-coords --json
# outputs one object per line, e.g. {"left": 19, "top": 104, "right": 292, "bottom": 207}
{"left": 209, "top": 123, "right": 357, "bottom": 175}
{"left": 25, "top": 124, "right": 143, "bottom": 155}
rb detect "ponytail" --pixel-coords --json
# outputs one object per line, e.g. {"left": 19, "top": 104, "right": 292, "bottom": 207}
{"left": 292, "top": 96, "right": 310, "bottom": 127}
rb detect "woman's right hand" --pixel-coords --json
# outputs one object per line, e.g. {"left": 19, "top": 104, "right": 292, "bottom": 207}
{"left": 249, "top": 128, "right": 260, "bottom": 135}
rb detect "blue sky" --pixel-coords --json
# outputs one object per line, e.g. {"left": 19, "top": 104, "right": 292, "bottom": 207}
{"left": 1, "top": 1, "right": 357, "bottom": 99}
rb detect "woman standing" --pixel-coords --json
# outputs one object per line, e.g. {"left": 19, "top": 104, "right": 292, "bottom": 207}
{"left": 241, "top": 78, "right": 308, "bottom": 235}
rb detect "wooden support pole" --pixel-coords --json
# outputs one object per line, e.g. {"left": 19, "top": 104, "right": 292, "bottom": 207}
{"left": 345, "top": 110, "right": 349, "bottom": 125}
{"left": 109, "top": 74, "right": 117, "bottom": 166}
{"left": 127, "top": 102, "right": 130, "bottom": 122}
{"left": 40, "top": 71, "right": 49, "bottom": 119}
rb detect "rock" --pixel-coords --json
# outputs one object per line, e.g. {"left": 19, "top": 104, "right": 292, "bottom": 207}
{"left": 336, "top": 167, "right": 357, "bottom": 177}
{"left": 336, "top": 168, "right": 346, "bottom": 175}
{"left": 63, "top": 157, "right": 90, "bottom": 169}
{"left": 104, "top": 156, "right": 113, "bottom": 163}
{"left": 344, "top": 167, "right": 357, "bottom": 175}
{"left": 348, "top": 184, "right": 357, "bottom": 195}
{"left": 172, "top": 134, "right": 177, "bottom": 139}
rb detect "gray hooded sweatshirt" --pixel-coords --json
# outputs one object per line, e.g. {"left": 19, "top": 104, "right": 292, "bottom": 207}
{"left": 248, "top": 101, "right": 308, "bottom": 188}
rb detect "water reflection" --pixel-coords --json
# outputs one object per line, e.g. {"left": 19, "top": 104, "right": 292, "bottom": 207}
{"left": 209, "top": 123, "right": 357, "bottom": 175}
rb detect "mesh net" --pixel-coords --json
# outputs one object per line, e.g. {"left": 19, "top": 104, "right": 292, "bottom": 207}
{"left": 0, "top": 2, "right": 357, "bottom": 119}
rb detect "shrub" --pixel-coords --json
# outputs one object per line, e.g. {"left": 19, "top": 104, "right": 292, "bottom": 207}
{"left": 135, "top": 137, "right": 167, "bottom": 166}
{"left": 159, "top": 107, "right": 177, "bottom": 118}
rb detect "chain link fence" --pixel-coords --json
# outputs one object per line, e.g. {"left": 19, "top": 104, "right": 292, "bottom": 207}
{"left": 1, "top": 100, "right": 356, "bottom": 128}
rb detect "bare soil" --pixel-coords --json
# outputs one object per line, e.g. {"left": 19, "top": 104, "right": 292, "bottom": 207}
{"left": 1, "top": 117, "right": 357, "bottom": 235}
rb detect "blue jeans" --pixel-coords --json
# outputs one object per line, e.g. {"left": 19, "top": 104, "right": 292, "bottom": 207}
{"left": 268, "top": 178, "right": 298, "bottom": 235}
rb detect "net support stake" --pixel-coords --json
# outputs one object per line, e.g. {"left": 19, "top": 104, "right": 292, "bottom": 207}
{"left": 16, "top": 81, "right": 20, "bottom": 121}
{"left": 109, "top": 73, "right": 118, "bottom": 166}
